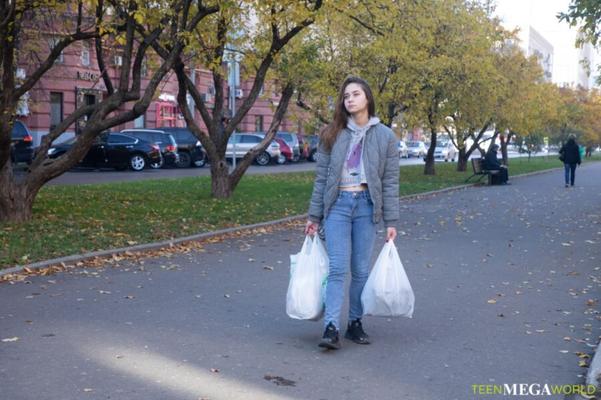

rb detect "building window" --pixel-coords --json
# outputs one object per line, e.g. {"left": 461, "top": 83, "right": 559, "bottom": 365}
{"left": 48, "top": 37, "right": 64, "bottom": 63}
{"left": 50, "top": 92, "right": 63, "bottom": 130}
{"left": 255, "top": 115, "right": 263, "bottom": 132}
{"left": 81, "top": 41, "right": 90, "bottom": 66}
{"left": 134, "top": 113, "right": 145, "bottom": 128}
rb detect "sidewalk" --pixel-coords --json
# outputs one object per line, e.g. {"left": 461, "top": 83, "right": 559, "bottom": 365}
{"left": 1, "top": 164, "right": 600, "bottom": 400}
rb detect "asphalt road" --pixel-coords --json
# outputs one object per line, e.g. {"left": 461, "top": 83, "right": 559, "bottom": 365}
{"left": 40, "top": 151, "right": 554, "bottom": 186}
{"left": 1, "top": 162, "right": 599, "bottom": 400}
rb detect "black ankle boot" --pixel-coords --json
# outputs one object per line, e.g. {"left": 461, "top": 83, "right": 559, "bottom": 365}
{"left": 318, "top": 322, "right": 341, "bottom": 350}
{"left": 345, "top": 319, "right": 370, "bottom": 344}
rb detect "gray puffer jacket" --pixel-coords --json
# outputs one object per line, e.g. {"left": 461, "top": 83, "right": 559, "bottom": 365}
{"left": 308, "top": 123, "right": 400, "bottom": 227}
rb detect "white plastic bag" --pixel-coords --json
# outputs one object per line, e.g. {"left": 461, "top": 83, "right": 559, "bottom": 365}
{"left": 361, "top": 241, "right": 414, "bottom": 317}
{"left": 286, "top": 235, "right": 329, "bottom": 320}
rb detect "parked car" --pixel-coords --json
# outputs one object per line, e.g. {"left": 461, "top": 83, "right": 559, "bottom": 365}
{"left": 11, "top": 120, "right": 34, "bottom": 164}
{"left": 306, "top": 135, "right": 319, "bottom": 162}
{"left": 47, "top": 132, "right": 162, "bottom": 171}
{"left": 274, "top": 131, "right": 300, "bottom": 162}
{"left": 274, "top": 137, "right": 293, "bottom": 164}
{"left": 398, "top": 140, "right": 408, "bottom": 158}
{"left": 120, "top": 129, "right": 178, "bottom": 169}
{"left": 226, "top": 133, "right": 281, "bottom": 166}
{"left": 407, "top": 140, "right": 427, "bottom": 157}
{"left": 158, "top": 127, "right": 207, "bottom": 168}
{"left": 434, "top": 141, "right": 457, "bottom": 162}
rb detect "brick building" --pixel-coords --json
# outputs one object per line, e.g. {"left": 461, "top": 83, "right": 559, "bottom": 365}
{"left": 16, "top": 40, "right": 305, "bottom": 146}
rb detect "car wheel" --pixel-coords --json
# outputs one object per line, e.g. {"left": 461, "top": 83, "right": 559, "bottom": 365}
{"left": 129, "top": 154, "right": 146, "bottom": 171}
{"left": 309, "top": 150, "right": 317, "bottom": 162}
{"left": 255, "top": 151, "right": 271, "bottom": 166}
{"left": 176, "top": 152, "right": 192, "bottom": 168}
{"left": 276, "top": 154, "right": 286, "bottom": 165}
{"left": 150, "top": 158, "right": 164, "bottom": 169}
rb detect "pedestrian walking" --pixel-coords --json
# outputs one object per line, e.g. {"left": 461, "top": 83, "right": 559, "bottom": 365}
{"left": 559, "top": 134, "right": 581, "bottom": 187}
{"left": 304, "top": 76, "right": 400, "bottom": 350}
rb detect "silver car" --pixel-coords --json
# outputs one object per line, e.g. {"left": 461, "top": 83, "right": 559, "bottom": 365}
{"left": 434, "top": 141, "right": 457, "bottom": 162}
{"left": 398, "top": 140, "right": 409, "bottom": 158}
{"left": 226, "top": 133, "right": 281, "bottom": 166}
{"left": 407, "top": 140, "right": 427, "bottom": 158}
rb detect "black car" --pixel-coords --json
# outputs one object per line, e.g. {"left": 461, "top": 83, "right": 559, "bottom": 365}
{"left": 47, "top": 132, "right": 162, "bottom": 171}
{"left": 158, "top": 127, "right": 207, "bottom": 168}
{"left": 11, "top": 120, "right": 34, "bottom": 164}
{"left": 120, "top": 129, "right": 179, "bottom": 168}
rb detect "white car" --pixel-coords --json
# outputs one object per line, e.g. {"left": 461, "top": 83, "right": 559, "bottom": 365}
{"left": 398, "top": 140, "right": 409, "bottom": 158}
{"left": 407, "top": 141, "right": 427, "bottom": 158}
{"left": 226, "top": 133, "right": 281, "bottom": 166}
{"left": 434, "top": 141, "right": 457, "bottom": 162}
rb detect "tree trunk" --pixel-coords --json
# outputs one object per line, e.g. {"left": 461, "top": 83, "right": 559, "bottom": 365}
{"left": 423, "top": 130, "right": 437, "bottom": 175}
{"left": 500, "top": 134, "right": 509, "bottom": 165}
{"left": 0, "top": 164, "right": 39, "bottom": 222}
{"left": 457, "top": 147, "right": 468, "bottom": 172}
{"left": 210, "top": 158, "right": 232, "bottom": 198}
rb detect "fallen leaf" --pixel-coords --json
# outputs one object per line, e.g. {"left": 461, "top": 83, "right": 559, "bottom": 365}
{"left": 487, "top": 299, "right": 497, "bottom": 304}
{"left": 264, "top": 375, "right": 296, "bottom": 387}
{"left": 1, "top": 337, "right": 19, "bottom": 342}
{"left": 210, "top": 368, "right": 220, "bottom": 373}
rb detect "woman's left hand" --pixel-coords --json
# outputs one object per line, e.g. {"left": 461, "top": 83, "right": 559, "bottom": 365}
{"left": 386, "top": 227, "right": 397, "bottom": 242}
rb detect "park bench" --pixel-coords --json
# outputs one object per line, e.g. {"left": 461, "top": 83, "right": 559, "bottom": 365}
{"left": 465, "top": 158, "right": 500, "bottom": 185}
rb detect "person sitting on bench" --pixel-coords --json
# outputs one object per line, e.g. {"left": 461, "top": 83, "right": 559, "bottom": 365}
{"left": 483, "top": 144, "right": 509, "bottom": 185}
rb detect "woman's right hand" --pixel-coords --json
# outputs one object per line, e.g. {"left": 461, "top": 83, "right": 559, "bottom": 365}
{"left": 305, "top": 220, "right": 319, "bottom": 236}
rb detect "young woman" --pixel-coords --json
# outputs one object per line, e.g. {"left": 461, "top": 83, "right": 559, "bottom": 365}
{"left": 305, "top": 76, "right": 400, "bottom": 349}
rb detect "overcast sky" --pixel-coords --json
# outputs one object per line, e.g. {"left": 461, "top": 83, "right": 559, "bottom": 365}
{"left": 493, "top": 0, "right": 598, "bottom": 86}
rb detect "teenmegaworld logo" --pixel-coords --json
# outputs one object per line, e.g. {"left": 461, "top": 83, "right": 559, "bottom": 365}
{"left": 471, "top": 383, "right": 597, "bottom": 397}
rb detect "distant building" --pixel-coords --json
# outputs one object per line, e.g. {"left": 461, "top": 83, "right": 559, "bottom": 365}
{"left": 527, "top": 27, "right": 554, "bottom": 82}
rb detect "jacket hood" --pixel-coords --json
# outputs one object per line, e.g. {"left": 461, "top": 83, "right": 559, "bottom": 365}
{"left": 347, "top": 117, "right": 380, "bottom": 133}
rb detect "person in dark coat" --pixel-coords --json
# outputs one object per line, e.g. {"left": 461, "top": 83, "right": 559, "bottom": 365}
{"left": 483, "top": 144, "right": 508, "bottom": 184}
{"left": 559, "top": 135, "right": 581, "bottom": 187}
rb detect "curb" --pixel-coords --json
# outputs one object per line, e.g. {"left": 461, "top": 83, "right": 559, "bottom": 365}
{"left": 0, "top": 164, "right": 568, "bottom": 278}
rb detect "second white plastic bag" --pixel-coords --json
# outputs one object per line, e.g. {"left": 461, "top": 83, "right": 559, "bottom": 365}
{"left": 286, "top": 235, "right": 329, "bottom": 320}
{"left": 361, "top": 240, "right": 414, "bottom": 318}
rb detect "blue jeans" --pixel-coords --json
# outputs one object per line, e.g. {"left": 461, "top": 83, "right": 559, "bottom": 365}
{"left": 323, "top": 191, "right": 377, "bottom": 329}
{"left": 564, "top": 163, "right": 577, "bottom": 186}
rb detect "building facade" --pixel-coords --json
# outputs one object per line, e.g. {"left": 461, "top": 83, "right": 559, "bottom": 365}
{"left": 16, "top": 40, "right": 305, "bottom": 146}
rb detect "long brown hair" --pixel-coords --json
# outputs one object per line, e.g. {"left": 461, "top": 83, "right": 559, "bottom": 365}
{"left": 320, "top": 76, "right": 376, "bottom": 152}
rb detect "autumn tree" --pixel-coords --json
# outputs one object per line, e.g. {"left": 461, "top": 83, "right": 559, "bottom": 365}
{"left": 0, "top": 0, "right": 219, "bottom": 222}
{"left": 145, "top": 0, "right": 326, "bottom": 198}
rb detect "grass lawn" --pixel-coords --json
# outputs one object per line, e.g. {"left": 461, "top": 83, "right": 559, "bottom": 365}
{"left": 1, "top": 154, "right": 599, "bottom": 268}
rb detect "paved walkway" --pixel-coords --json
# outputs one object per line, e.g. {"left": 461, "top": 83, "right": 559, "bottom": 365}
{"left": 1, "top": 163, "right": 600, "bottom": 399}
